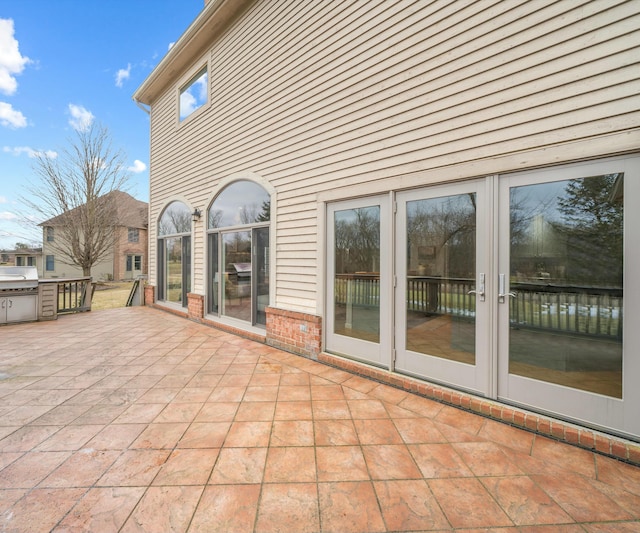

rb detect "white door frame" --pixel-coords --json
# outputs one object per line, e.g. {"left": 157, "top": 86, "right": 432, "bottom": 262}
{"left": 325, "top": 195, "right": 392, "bottom": 367}
{"left": 394, "top": 179, "right": 493, "bottom": 396}
{"left": 497, "top": 155, "right": 640, "bottom": 439}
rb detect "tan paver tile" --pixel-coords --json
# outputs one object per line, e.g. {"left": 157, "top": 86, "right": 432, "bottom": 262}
{"left": 120, "top": 485, "right": 203, "bottom": 533}
{"left": 318, "top": 481, "right": 386, "bottom": 533}
{"left": 316, "top": 446, "right": 369, "bottom": 482}
{"left": 189, "top": 484, "right": 260, "bottom": 533}
{"left": 481, "top": 475, "right": 574, "bottom": 526}
{"left": 429, "top": 477, "right": 513, "bottom": 529}
{"left": 264, "top": 447, "right": 316, "bottom": 483}
{"left": 208, "top": 447, "right": 267, "bottom": 484}
{"left": 256, "top": 483, "right": 319, "bottom": 533}
{"left": 2, "top": 487, "right": 86, "bottom": 532}
{"left": 96, "top": 450, "right": 170, "bottom": 487}
{"left": 152, "top": 448, "right": 218, "bottom": 486}
{"left": 52, "top": 487, "right": 144, "bottom": 532}
{"left": 373, "top": 479, "right": 450, "bottom": 531}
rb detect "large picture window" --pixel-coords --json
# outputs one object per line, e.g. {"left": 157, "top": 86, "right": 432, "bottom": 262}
{"left": 157, "top": 201, "right": 192, "bottom": 306}
{"left": 207, "top": 180, "right": 270, "bottom": 326}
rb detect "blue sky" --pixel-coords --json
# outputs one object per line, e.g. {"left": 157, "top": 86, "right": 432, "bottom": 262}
{"left": 0, "top": 0, "right": 204, "bottom": 250}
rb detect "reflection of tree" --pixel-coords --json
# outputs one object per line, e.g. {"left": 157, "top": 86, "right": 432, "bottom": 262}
{"left": 238, "top": 200, "right": 270, "bottom": 224}
{"left": 335, "top": 207, "right": 380, "bottom": 273}
{"left": 208, "top": 209, "right": 223, "bottom": 229}
{"left": 407, "top": 194, "right": 476, "bottom": 277}
{"left": 257, "top": 200, "right": 270, "bottom": 222}
{"left": 159, "top": 203, "right": 191, "bottom": 235}
{"left": 556, "top": 175, "right": 623, "bottom": 286}
{"left": 239, "top": 204, "right": 259, "bottom": 225}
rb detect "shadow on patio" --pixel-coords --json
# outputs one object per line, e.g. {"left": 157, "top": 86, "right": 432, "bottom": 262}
{"left": 0, "top": 307, "right": 638, "bottom": 532}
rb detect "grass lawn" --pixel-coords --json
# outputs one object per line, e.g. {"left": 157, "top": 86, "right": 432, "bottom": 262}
{"left": 91, "top": 281, "right": 135, "bottom": 310}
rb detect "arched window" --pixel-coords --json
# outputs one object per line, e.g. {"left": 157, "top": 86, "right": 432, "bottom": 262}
{"left": 158, "top": 201, "right": 192, "bottom": 306}
{"left": 207, "top": 180, "right": 270, "bottom": 326}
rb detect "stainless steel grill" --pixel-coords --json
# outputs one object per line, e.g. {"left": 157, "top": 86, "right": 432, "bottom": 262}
{"left": 0, "top": 266, "right": 38, "bottom": 324}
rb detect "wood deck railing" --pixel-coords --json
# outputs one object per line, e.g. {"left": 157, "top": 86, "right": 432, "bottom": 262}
{"left": 39, "top": 277, "right": 95, "bottom": 315}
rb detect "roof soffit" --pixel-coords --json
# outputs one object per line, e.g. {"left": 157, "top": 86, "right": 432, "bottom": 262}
{"left": 133, "top": 0, "right": 252, "bottom": 105}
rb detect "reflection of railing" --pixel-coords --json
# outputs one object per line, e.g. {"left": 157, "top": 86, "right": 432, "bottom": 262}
{"left": 407, "top": 276, "right": 475, "bottom": 316}
{"left": 511, "top": 282, "right": 622, "bottom": 339}
{"left": 335, "top": 274, "right": 622, "bottom": 339}
{"left": 334, "top": 273, "right": 381, "bottom": 308}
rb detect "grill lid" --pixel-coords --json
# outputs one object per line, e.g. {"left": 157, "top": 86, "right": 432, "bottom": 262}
{"left": 0, "top": 266, "right": 39, "bottom": 289}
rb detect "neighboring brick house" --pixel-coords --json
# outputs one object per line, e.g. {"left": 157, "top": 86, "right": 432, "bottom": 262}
{"left": 41, "top": 191, "right": 148, "bottom": 281}
{"left": 134, "top": 1, "right": 640, "bottom": 442}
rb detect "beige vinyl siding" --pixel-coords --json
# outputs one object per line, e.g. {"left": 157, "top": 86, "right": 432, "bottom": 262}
{"left": 147, "top": 0, "right": 640, "bottom": 314}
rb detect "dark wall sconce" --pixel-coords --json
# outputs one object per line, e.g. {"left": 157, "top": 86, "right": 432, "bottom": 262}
{"left": 192, "top": 208, "right": 202, "bottom": 222}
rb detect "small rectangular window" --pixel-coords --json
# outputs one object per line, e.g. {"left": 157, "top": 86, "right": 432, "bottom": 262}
{"left": 126, "top": 255, "right": 132, "bottom": 272}
{"left": 27, "top": 256, "right": 35, "bottom": 266}
{"left": 179, "top": 67, "right": 208, "bottom": 121}
{"left": 46, "top": 255, "right": 54, "bottom": 271}
{"left": 46, "top": 227, "right": 54, "bottom": 242}
{"left": 134, "top": 255, "right": 142, "bottom": 270}
{"left": 128, "top": 228, "right": 139, "bottom": 243}
{"left": 16, "top": 256, "right": 24, "bottom": 266}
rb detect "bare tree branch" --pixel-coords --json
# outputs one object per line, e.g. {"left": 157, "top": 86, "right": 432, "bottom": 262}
{"left": 21, "top": 123, "right": 131, "bottom": 276}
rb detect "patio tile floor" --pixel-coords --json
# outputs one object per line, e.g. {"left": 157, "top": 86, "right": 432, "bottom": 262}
{"left": 0, "top": 306, "right": 638, "bottom": 532}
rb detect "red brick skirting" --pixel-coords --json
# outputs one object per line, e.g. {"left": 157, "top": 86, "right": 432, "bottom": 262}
{"left": 318, "top": 352, "right": 640, "bottom": 467}
{"left": 265, "top": 306, "right": 322, "bottom": 359}
{"left": 187, "top": 293, "right": 204, "bottom": 321}
{"left": 144, "top": 284, "right": 155, "bottom": 306}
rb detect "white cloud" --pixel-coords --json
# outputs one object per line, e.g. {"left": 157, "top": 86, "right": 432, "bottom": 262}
{"left": 0, "top": 211, "right": 17, "bottom": 221}
{"left": 127, "top": 160, "right": 147, "bottom": 173}
{"left": 3, "top": 145, "right": 57, "bottom": 158}
{"left": 115, "top": 63, "right": 131, "bottom": 88}
{"left": 68, "top": 103, "right": 94, "bottom": 131}
{"left": 0, "top": 196, "right": 7, "bottom": 203}
{"left": 0, "top": 101, "right": 26, "bottom": 128}
{"left": 168, "top": 42, "right": 175, "bottom": 50}
{"left": 0, "top": 19, "right": 30, "bottom": 96}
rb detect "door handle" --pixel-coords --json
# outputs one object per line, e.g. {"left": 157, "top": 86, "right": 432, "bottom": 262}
{"left": 498, "top": 274, "right": 516, "bottom": 303}
{"left": 467, "top": 272, "right": 485, "bottom": 301}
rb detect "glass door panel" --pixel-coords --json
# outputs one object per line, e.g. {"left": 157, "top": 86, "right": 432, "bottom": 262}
{"left": 254, "top": 227, "right": 269, "bottom": 326}
{"left": 508, "top": 176, "right": 623, "bottom": 397}
{"left": 208, "top": 233, "right": 219, "bottom": 314}
{"left": 395, "top": 180, "right": 490, "bottom": 395}
{"left": 405, "top": 194, "right": 477, "bottom": 365}
{"left": 222, "top": 231, "right": 251, "bottom": 321}
{"left": 333, "top": 206, "right": 381, "bottom": 343}
{"left": 166, "top": 237, "right": 183, "bottom": 304}
{"left": 498, "top": 157, "right": 640, "bottom": 438}
{"left": 326, "top": 196, "right": 390, "bottom": 366}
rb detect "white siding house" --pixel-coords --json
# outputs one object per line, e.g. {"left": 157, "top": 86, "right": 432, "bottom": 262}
{"left": 135, "top": 0, "right": 640, "bottom": 446}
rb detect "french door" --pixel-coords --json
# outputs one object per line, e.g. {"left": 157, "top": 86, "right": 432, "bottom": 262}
{"left": 208, "top": 226, "right": 269, "bottom": 327}
{"left": 394, "top": 180, "right": 491, "bottom": 395}
{"left": 497, "top": 158, "right": 639, "bottom": 437}
{"left": 326, "top": 156, "right": 639, "bottom": 438}
{"left": 325, "top": 196, "right": 391, "bottom": 366}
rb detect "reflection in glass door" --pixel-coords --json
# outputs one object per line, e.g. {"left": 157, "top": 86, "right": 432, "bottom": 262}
{"left": 498, "top": 159, "right": 640, "bottom": 437}
{"left": 405, "top": 194, "right": 477, "bottom": 364}
{"left": 166, "top": 237, "right": 183, "bottom": 304}
{"left": 507, "top": 176, "right": 623, "bottom": 397}
{"left": 222, "top": 231, "right": 251, "bottom": 321}
{"left": 326, "top": 196, "right": 390, "bottom": 367}
{"left": 395, "top": 181, "right": 489, "bottom": 394}
{"left": 254, "top": 227, "right": 269, "bottom": 326}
